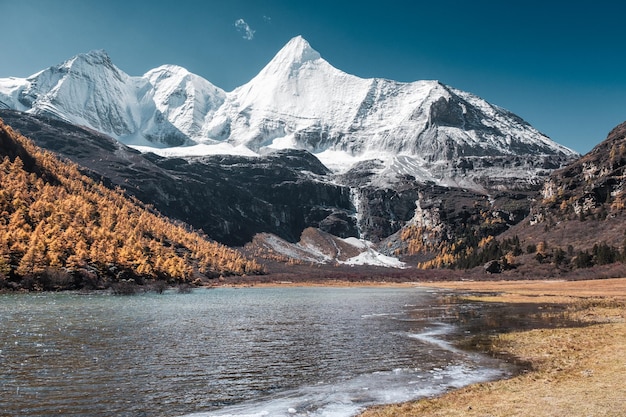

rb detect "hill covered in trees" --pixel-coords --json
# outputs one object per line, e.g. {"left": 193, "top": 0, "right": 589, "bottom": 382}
{"left": 0, "top": 119, "right": 263, "bottom": 291}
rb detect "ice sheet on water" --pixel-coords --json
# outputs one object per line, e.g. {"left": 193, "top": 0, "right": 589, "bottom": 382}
{"left": 180, "top": 327, "right": 507, "bottom": 417}
{"left": 407, "top": 323, "right": 468, "bottom": 356}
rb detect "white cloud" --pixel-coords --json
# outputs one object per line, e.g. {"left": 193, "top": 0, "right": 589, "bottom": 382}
{"left": 235, "top": 18, "right": 255, "bottom": 40}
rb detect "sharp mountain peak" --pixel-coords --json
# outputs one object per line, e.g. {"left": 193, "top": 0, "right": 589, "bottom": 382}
{"left": 274, "top": 35, "right": 322, "bottom": 64}
{"left": 60, "top": 49, "right": 116, "bottom": 72}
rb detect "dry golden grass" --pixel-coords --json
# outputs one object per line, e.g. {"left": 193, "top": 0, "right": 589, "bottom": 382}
{"left": 360, "top": 278, "right": 626, "bottom": 417}
{"left": 423, "top": 278, "right": 626, "bottom": 299}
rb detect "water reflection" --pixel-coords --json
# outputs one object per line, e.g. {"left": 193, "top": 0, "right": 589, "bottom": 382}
{"left": 409, "top": 291, "right": 589, "bottom": 362}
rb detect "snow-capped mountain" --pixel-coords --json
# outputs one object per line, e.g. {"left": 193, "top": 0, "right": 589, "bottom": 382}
{"left": 0, "top": 50, "right": 225, "bottom": 146}
{"left": 204, "top": 36, "right": 574, "bottom": 161}
{"left": 0, "top": 36, "right": 577, "bottom": 185}
{"left": 145, "top": 65, "right": 226, "bottom": 139}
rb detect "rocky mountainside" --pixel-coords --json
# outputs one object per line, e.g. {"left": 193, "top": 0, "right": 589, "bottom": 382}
{"left": 435, "top": 121, "right": 626, "bottom": 277}
{"left": 0, "top": 109, "right": 542, "bottom": 258}
{"left": 540, "top": 122, "right": 626, "bottom": 218}
{"left": 0, "top": 110, "right": 356, "bottom": 247}
{"left": 520, "top": 121, "right": 626, "bottom": 250}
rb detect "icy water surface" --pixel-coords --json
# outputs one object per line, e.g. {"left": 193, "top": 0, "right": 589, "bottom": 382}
{"left": 0, "top": 287, "right": 507, "bottom": 416}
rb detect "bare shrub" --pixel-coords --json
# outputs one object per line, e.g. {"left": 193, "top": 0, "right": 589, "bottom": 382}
{"left": 111, "top": 280, "right": 138, "bottom": 295}
{"left": 151, "top": 280, "right": 168, "bottom": 294}
{"left": 177, "top": 283, "right": 193, "bottom": 294}
{"left": 39, "top": 268, "right": 74, "bottom": 291}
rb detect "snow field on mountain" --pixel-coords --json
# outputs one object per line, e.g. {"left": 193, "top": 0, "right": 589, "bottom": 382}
{"left": 0, "top": 35, "right": 577, "bottom": 187}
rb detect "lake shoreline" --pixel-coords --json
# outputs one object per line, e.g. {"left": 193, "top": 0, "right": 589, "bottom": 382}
{"left": 358, "top": 278, "right": 626, "bottom": 417}
{"left": 4, "top": 276, "right": 623, "bottom": 415}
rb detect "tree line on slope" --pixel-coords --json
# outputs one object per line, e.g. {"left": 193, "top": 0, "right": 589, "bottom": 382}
{"left": 399, "top": 220, "right": 626, "bottom": 273}
{"left": 0, "top": 120, "right": 264, "bottom": 291}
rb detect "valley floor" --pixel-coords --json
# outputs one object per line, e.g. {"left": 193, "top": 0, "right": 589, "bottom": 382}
{"left": 359, "top": 278, "right": 626, "bottom": 417}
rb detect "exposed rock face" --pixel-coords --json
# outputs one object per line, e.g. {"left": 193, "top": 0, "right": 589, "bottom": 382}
{"left": 169, "top": 150, "right": 358, "bottom": 245}
{"left": 344, "top": 162, "right": 541, "bottom": 248}
{"left": 504, "top": 121, "right": 626, "bottom": 254}
{"left": 540, "top": 121, "right": 626, "bottom": 215}
{"left": 352, "top": 186, "right": 420, "bottom": 241}
{"left": 484, "top": 259, "right": 503, "bottom": 274}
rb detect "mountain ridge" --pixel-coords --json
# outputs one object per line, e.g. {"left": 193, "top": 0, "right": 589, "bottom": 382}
{"left": 0, "top": 38, "right": 589, "bottom": 270}
{"left": 0, "top": 36, "right": 577, "bottom": 190}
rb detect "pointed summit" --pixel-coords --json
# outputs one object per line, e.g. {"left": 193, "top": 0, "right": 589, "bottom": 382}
{"left": 275, "top": 36, "right": 321, "bottom": 64}
{"left": 215, "top": 35, "right": 368, "bottom": 148}
{"left": 63, "top": 49, "right": 115, "bottom": 71}
{"left": 80, "top": 49, "right": 112, "bottom": 62}
{"left": 258, "top": 36, "right": 324, "bottom": 78}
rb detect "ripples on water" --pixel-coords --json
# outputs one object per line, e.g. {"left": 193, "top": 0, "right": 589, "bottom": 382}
{"left": 0, "top": 287, "right": 507, "bottom": 416}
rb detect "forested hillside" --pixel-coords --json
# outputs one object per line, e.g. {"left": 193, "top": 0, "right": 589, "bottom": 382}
{"left": 0, "top": 119, "right": 263, "bottom": 291}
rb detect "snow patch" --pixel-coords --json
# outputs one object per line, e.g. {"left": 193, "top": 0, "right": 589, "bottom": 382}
{"left": 339, "top": 237, "right": 406, "bottom": 268}
{"left": 253, "top": 232, "right": 405, "bottom": 268}
{"left": 131, "top": 143, "right": 259, "bottom": 158}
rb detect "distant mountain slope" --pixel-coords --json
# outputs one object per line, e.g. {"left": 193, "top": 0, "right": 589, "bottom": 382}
{"left": 0, "top": 117, "right": 263, "bottom": 290}
{"left": 0, "top": 37, "right": 577, "bottom": 188}
{"left": 522, "top": 121, "right": 626, "bottom": 250}
{"left": 421, "top": 122, "right": 626, "bottom": 276}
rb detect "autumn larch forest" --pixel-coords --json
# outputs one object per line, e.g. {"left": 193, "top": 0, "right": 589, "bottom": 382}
{"left": 0, "top": 119, "right": 264, "bottom": 291}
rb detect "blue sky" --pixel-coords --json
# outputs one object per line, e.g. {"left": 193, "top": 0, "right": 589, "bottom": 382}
{"left": 1, "top": 0, "right": 624, "bottom": 154}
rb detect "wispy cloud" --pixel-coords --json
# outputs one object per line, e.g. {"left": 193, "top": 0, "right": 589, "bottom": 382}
{"left": 235, "top": 18, "right": 255, "bottom": 40}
